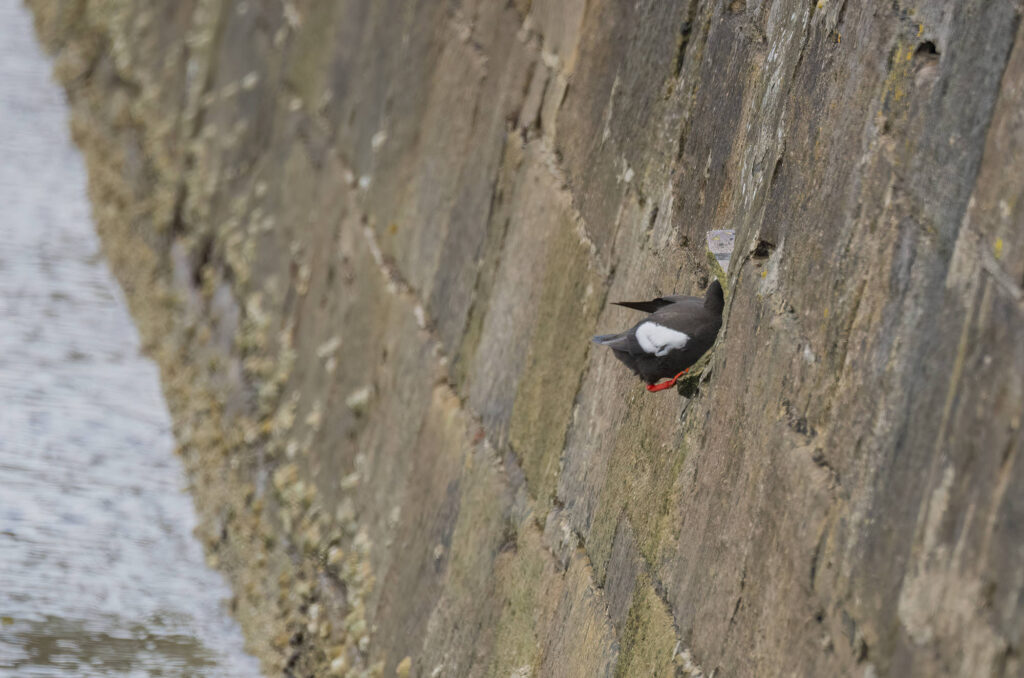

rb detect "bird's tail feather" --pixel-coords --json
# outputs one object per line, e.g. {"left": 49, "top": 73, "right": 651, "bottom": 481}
{"left": 592, "top": 333, "right": 621, "bottom": 345}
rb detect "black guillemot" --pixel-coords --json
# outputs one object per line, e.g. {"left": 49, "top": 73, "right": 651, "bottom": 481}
{"left": 592, "top": 280, "right": 724, "bottom": 392}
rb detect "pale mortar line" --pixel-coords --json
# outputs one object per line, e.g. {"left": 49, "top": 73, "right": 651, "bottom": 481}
{"left": 529, "top": 136, "right": 608, "bottom": 274}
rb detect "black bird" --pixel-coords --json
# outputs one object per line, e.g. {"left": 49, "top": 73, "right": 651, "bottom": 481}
{"left": 592, "top": 280, "right": 724, "bottom": 392}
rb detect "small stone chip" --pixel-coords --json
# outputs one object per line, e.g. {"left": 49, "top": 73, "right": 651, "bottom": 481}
{"left": 329, "top": 655, "right": 348, "bottom": 676}
{"left": 316, "top": 335, "right": 342, "bottom": 359}
{"left": 345, "top": 386, "right": 372, "bottom": 415}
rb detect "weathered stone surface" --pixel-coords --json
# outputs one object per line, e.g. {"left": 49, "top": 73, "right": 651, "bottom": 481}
{"left": 27, "top": 0, "right": 1024, "bottom": 676}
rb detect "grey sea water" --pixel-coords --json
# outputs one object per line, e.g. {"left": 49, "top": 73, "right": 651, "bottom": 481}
{"left": 0, "top": 2, "right": 262, "bottom": 676}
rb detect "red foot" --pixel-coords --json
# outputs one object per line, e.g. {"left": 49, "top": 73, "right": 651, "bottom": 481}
{"left": 645, "top": 369, "right": 689, "bottom": 392}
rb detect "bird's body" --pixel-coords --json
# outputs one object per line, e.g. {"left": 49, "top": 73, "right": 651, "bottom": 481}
{"left": 592, "top": 281, "right": 724, "bottom": 389}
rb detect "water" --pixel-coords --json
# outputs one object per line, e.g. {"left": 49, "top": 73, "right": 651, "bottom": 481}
{"left": 0, "top": 2, "right": 262, "bottom": 676}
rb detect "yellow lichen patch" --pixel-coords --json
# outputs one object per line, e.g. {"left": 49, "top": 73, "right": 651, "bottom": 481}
{"left": 878, "top": 41, "right": 919, "bottom": 127}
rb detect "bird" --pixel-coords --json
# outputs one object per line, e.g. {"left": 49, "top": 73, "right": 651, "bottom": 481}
{"left": 592, "top": 280, "right": 724, "bottom": 392}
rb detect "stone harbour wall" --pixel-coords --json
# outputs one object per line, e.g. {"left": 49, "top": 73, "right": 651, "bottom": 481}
{"left": 28, "top": 0, "right": 1024, "bottom": 676}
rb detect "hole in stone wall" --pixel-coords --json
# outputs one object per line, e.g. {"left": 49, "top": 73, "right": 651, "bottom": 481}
{"left": 170, "top": 184, "right": 187, "bottom": 237}
{"left": 913, "top": 40, "right": 941, "bottom": 89}
{"left": 674, "top": 19, "right": 694, "bottom": 77}
{"left": 769, "top": 155, "right": 784, "bottom": 190}
{"left": 192, "top": 235, "right": 214, "bottom": 287}
{"left": 914, "top": 41, "right": 939, "bottom": 59}
{"left": 752, "top": 238, "right": 776, "bottom": 260}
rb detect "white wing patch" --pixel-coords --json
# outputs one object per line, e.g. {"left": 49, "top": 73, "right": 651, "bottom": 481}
{"left": 635, "top": 322, "right": 690, "bottom": 357}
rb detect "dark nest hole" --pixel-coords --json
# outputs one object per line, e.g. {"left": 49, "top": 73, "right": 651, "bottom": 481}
{"left": 752, "top": 238, "right": 776, "bottom": 260}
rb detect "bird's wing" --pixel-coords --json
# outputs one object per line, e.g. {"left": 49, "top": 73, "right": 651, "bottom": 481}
{"left": 612, "top": 294, "right": 700, "bottom": 314}
{"left": 612, "top": 297, "right": 674, "bottom": 313}
{"left": 594, "top": 320, "right": 691, "bottom": 357}
{"left": 633, "top": 321, "right": 690, "bottom": 357}
{"left": 648, "top": 301, "right": 719, "bottom": 340}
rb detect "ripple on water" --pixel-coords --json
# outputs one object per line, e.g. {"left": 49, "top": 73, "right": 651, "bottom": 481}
{"left": 0, "top": 1, "right": 261, "bottom": 676}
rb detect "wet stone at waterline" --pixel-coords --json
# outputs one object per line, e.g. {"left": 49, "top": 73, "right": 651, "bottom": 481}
{"left": 0, "top": 2, "right": 260, "bottom": 676}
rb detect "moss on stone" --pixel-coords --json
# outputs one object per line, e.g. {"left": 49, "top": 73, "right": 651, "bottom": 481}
{"left": 588, "top": 422, "right": 689, "bottom": 583}
{"left": 485, "top": 526, "right": 552, "bottom": 678}
{"left": 614, "top": 576, "right": 678, "bottom": 678}
{"left": 705, "top": 246, "right": 730, "bottom": 299}
{"left": 509, "top": 220, "right": 604, "bottom": 506}
{"left": 282, "top": 0, "right": 339, "bottom": 112}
